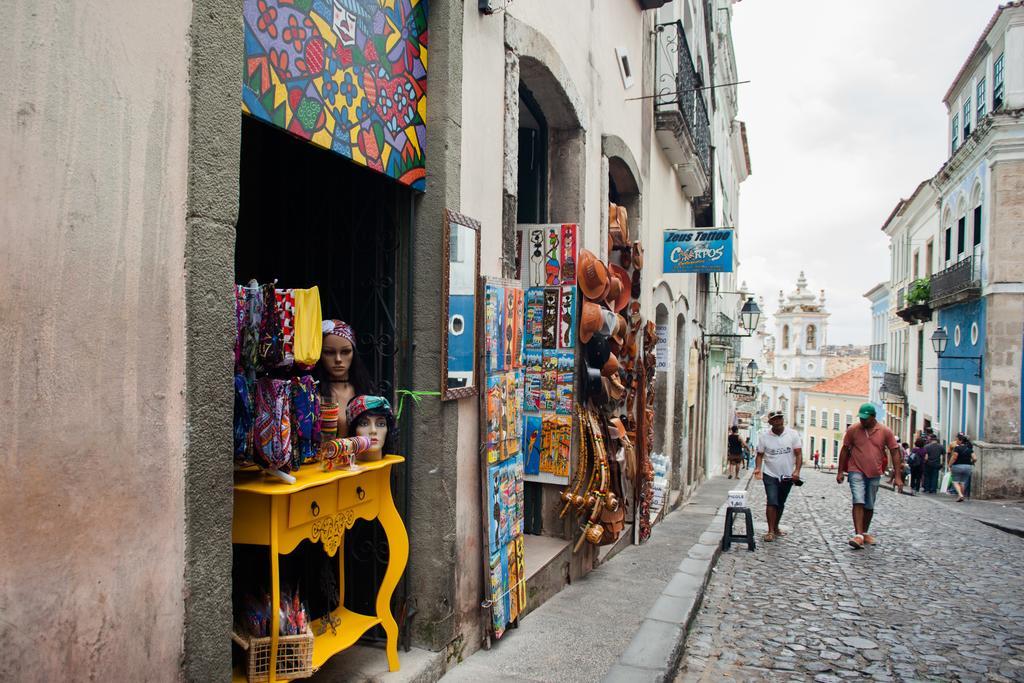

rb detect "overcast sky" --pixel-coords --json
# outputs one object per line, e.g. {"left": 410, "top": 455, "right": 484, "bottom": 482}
{"left": 732, "top": 0, "right": 999, "bottom": 345}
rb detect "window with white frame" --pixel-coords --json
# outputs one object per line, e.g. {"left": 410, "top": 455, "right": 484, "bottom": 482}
{"left": 944, "top": 227, "right": 952, "bottom": 263}
{"left": 833, "top": 411, "right": 840, "bottom": 430}
{"left": 973, "top": 204, "right": 982, "bottom": 249}
{"left": 846, "top": 412, "right": 853, "bottom": 429}
{"left": 994, "top": 53, "right": 1005, "bottom": 110}
{"left": 832, "top": 439, "right": 839, "bottom": 464}
{"left": 821, "top": 409, "right": 828, "bottom": 427}
{"left": 962, "top": 98, "right": 971, "bottom": 138}
{"left": 951, "top": 113, "right": 959, "bottom": 153}
{"left": 977, "top": 78, "right": 986, "bottom": 120}
{"left": 810, "top": 408, "right": 817, "bottom": 427}
{"left": 957, "top": 216, "right": 966, "bottom": 257}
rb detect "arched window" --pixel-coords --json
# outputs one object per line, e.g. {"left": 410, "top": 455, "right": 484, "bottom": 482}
{"left": 782, "top": 324, "right": 790, "bottom": 349}
{"left": 806, "top": 324, "right": 817, "bottom": 350}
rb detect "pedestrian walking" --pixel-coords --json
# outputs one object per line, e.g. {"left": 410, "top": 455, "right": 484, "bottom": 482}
{"left": 923, "top": 434, "right": 944, "bottom": 493}
{"left": 754, "top": 410, "right": 802, "bottom": 542}
{"left": 908, "top": 438, "right": 927, "bottom": 493}
{"left": 727, "top": 426, "right": 745, "bottom": 479}
{"left": 813, "top": 451, "right": 820, "bottom": 470}
{"left": 947, "top": 433, "right": 976, "bottom": 502}
{"left": 836, "top": 403, "right": 902, "bottom": 549}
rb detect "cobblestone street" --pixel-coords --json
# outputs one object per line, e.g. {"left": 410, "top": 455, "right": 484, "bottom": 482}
{"left": 675, "top": 470, "right": 1024, "bottom": 682}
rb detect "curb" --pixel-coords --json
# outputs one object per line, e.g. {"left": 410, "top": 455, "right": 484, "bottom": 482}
{"left": 602, "top": 473, "right": 752, "bottom": 683}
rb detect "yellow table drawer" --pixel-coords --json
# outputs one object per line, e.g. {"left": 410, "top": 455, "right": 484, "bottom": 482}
{"left": 339, "top": 475, "right": 375, "bottom": 509}
{"left": 289, "top": 484, "right": 337, "bottom": 529}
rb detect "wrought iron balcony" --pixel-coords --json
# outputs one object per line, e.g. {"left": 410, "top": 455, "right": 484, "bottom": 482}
{"left": 869, "top": 343, "right": 886, "bottom": 362}
{"left": 709, "top": 312, "right": 741, "bottom": 356}
{"left": 881, "top": 372, "right": 905, "bottom": 399}
{"left": 654, "top": 21, "right": 711, "bottom": 197}
{"left": 930, "top": 256, "right": 981, "bottom": 309}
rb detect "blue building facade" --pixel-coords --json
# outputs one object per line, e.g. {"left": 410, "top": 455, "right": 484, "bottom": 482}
{"left": 936, "top": 299, "right": 985, "bottom": 443}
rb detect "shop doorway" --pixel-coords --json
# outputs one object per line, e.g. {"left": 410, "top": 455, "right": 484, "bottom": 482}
{"left": 234, "top": 115, "right": 412, "bottom": 642}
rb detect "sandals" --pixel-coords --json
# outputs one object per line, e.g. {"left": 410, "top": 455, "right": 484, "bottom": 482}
{"left": 763, "top": 532, "right": 776, "bottom": 542}
{"left": 848, "top": 534, "right": 864, "bottom": 549}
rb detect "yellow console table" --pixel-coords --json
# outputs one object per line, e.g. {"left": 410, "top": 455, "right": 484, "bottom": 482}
{"left": 232, "top": 455, "right": 408, "bottom": 681}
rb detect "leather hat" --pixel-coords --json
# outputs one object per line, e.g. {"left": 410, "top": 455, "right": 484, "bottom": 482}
{"left": 612, "top": 314, "right": 627, "bottom": 347}
{"left": 604, "top": 274, "right": 622, "bottom": 308}
{"left": 608, "top": 264, "right": 631, "bottom": 313}
{"left": 585, "top": 333, "right": 611, "bottom": 370}
{"left": 577, "top": 249, "right": 610, "bottom": 301}
{"left": 631, "top": 268, "right": 642, "bottom": 299}
{"left": 632, "top": 241, "right": 644, "bottom": 270}
{"left": 584, "top": 364, "right": 607, "bottom": 404}
{"left": 601, "top": 351, "right": 620, "bottom": 378}
{"left": 579, "top": 301, "right": 603, "bottom": 344}
{"left": 599, "top": 308, "right": 618, "bottom": 338}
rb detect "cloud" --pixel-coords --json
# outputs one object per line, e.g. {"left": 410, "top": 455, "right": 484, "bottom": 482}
{"left": 732, "top": 0, "right": 998, "bottom": 344}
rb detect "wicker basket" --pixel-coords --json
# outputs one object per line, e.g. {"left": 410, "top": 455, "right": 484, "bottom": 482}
{"left": 232, "top": 626, "right": 314, "bottom": 682}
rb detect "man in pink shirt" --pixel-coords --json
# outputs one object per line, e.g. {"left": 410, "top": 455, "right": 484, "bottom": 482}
{"left": 836, "top": 403, "right": 902, "bottom": 549}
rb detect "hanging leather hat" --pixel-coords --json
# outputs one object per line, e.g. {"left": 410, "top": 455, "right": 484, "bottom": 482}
{"left": 617, "top": 205, "right": 630, "bottom": 242}
{"left": 608, "top": 264, "right": 631, "bottom": 313}
{"left": 585, "top": 332, "right": 611, "bottom": 370}
{"left": 631, "top": 267, "right": 642, "bottom": 299}
{"left": 604, "top": 274, "right": 622, "bottom": 309}
{"left": 577, "top": 249, "right": 610, "bottom": 302}
{"left": 632, "top": 241, "right": 644, "bottom": 270}
{"left": 579, "top": 301, "right": 603, "bottom": 344}
{"left": 602, "top": 351, "right": 620, "bottom": 378}
{"left": 612, "top": 314, "right": 627, "bottom": 347}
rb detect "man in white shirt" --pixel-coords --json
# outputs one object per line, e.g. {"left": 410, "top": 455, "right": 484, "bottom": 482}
{"left": 755, "top": 410, "right": 803, "bottom": 542}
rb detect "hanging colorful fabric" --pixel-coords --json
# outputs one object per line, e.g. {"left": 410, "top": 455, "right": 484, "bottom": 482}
{"left": 241, "top": 281, "right": 263, "bottom": 375}
{"left": 292, "top": 286, "right": 323, "bottom": 367}
{"left": 290, "top": 376, "right": 321, "bottom": 468}
{"left": 234, "top": 285, "right": 248, "bottom": 371}
{"left": 233, "top": 373, "right": 254, "bottom": 462}
{"left": 258, "top": 283, "right": 284, "bottom": 370}
{"left": 276, "top": 289, "right": 296, "bottom": 367}
{"left": 254, "top": 377, "right": 292, "bottom": 471}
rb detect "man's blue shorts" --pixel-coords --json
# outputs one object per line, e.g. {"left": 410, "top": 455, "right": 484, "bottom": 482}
{"left": 763, "top": 475, "right": 794, "bottom": 512}
{"left": 848, "top": 471, "right": 880, "bottom": 510}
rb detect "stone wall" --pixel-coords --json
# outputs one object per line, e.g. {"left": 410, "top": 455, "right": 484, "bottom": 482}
{"left": 0, "top": 0, "right": 192, "bottom": 679}
{"left": 975, "top": 440, "right": 1024, "bottom": 499}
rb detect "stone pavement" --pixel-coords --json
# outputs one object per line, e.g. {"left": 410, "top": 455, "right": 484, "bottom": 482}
{"left": 440, "top": 472, "right": 745, "bottom": 683}
{"left": 675, "top": 469, "right": 1024, "bottom": 682}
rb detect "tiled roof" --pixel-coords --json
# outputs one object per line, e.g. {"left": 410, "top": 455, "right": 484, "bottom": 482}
{"left": 806, "top": 364, "right": 870, "bottom": 398}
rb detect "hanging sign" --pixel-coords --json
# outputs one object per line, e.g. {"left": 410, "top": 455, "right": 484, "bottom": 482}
{"left": 662, "top": 229, "right": 734, "bottom": 274}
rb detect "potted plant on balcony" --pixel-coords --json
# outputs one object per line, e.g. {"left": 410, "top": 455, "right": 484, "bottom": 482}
{"left": 897, "top": 278, "right": 933, "bottom": 324}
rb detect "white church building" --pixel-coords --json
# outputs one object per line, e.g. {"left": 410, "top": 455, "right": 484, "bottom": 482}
{"left": 760, "top": 273, "right": 831, "bottom": 447}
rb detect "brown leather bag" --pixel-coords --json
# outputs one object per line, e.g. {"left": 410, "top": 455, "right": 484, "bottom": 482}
{"left": 609, "top": 202, "right": 626, "bottom": 247}
{"left": 600, "top": 504, "right": 625, "bottom": 544}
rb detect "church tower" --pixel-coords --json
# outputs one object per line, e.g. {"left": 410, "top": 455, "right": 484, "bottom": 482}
{"left": 772, "top": 272, "right": 829, "bottom": 381}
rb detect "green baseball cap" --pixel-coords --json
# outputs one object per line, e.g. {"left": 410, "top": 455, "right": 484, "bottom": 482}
{"left": 858, "top": 403, "right": 876, "bottom": 419}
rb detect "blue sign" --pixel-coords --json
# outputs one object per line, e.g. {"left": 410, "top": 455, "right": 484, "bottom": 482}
{"left": 663, "top": 229, "right": 734, "bottom": 274}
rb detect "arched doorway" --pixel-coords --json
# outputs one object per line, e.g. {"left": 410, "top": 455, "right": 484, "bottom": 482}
{"left": 671, "top": 312, "right": 688, "bottom": 491}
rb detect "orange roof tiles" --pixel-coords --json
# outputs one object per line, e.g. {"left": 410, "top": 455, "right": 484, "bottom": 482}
{"left": 807, "top": 364, "right": 870, "bottom": 398}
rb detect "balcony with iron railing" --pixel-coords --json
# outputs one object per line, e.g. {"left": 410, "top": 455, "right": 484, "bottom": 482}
{"left": 708, "top": 312, "right": 741, "bottom": 356}
{"left": 930, "top": 255, "right": 981, "bottom": 309}
{"left": 654, "top": 21, "right": 711, "bottom": 198}
{"left": 881, "top": 372, "right": 905, "bottom": 399}
{"left": 869, "top": 343, "right": 886, "bottom": 362}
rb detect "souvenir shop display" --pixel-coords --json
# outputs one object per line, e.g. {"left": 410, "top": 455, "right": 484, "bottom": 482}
{"left": 479, "top": 277, "right": 527, "bottom": 640}
{"left": 234, "top": 281, "right": 327, "bottom": 484}
{"left": 515, "top": 224, "right": 579, "bottom": 485}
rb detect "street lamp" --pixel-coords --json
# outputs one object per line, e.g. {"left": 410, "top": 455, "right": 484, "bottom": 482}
{"left": 739, "top": 297, "right": 762, "bottom": 333}
{"left": 930, "top": 327, "right": 982, "bottom": 377}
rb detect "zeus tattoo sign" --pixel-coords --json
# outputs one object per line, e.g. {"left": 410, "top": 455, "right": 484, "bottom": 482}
{"left": 662, "top": 229, "right": 735, "bottom": 274}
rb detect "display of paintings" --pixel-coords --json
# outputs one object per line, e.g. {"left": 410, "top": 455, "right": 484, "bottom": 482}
{"left": 480, "top": 277, "right": 527, "bottom": 640}
{"left": 242, "top": 0, "right": 429, "bottom": 190}
{"left": 515, "top": 224, "right": 579, "bottom": 486}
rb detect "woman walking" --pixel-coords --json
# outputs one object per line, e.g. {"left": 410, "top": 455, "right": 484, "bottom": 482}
{"left": 947, "top": 433, "right": 975, "bottom": 502}
{"left": 727, "top": 426, "right": 745, "bottom": 479}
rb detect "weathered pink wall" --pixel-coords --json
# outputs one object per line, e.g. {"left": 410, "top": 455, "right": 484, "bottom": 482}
{"left": 0, "top": 1, "right": 191, "bottom": 679}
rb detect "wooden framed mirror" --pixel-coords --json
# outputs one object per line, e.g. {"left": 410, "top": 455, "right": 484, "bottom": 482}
{"left": 441, "top": 209, "right": 481, "bottom": 400}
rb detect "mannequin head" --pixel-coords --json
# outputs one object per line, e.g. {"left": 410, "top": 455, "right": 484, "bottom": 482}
{"left": 317, "top": 319, "right": 374, "bottom": 397}
{"left": 346, "top": 395, "right": 396, "bottom": 460}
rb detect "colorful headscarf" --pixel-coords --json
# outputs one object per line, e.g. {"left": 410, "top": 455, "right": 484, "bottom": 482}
{"left": 322, "top": 319, "right": 357, "bottom": 346}
{"left": 346, "top": 395, "right": 392, "bottom": 427}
